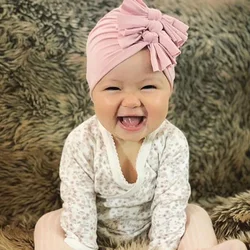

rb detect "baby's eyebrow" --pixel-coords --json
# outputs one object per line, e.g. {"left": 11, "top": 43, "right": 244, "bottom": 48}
{"left": 107, "top": 79, "right": 123, "bottom": 84}
{"left": 143, "top": 75, "right": 165, "bottom": 84}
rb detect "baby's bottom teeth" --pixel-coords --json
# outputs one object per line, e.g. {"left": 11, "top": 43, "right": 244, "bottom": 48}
{"left": 121, "top": 117, "right": 143, "bottom": 127}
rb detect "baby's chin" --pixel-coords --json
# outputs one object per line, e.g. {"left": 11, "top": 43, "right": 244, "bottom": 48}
{"left": 112, "top": 127, "right": 151, "bottom": 144}
{"left": 112, "top": 133, "right": 146, "bottom": 144}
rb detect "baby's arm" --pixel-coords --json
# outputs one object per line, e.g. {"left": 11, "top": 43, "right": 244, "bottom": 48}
{"left": 149, "top": 129, "right": 191, "bottom": 250}
{"left": 60, "top": 129, "right": 98, "bottom": 250}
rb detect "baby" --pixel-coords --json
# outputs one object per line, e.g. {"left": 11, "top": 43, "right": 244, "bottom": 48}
{"left": 34, "top": 0, "right": 247, "bottom": 250}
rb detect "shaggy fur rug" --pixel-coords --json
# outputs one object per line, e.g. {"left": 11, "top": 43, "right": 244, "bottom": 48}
{"left": 0, "top": 0, "right": 250, "bottom": 249}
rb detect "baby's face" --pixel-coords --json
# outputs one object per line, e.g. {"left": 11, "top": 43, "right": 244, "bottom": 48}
{"left": 92, "top": 49, "right": 171, "bottom": 143}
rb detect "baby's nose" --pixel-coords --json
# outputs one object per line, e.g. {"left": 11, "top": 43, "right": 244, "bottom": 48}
{"left": 121, "top": 93, "right": 141, "bottom": 108}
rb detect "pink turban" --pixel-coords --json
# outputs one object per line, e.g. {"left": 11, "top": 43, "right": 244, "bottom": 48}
{"left": 86, "top": 0, "right": 189, "bottom": 95}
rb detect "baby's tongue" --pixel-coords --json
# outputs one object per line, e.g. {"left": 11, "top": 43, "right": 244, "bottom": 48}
{"left": 121, "top": 117, "right": 141, "bottom": 127}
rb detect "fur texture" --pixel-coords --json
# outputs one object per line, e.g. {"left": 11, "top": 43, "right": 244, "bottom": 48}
{"left": 0, "top": 0, "right": 250, "bottom": 249}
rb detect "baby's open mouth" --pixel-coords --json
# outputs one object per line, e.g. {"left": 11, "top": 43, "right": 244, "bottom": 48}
{"left": 118, "top": 116, "right": 145, "bottom": 127}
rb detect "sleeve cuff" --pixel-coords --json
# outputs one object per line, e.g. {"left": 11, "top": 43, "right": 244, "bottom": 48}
{"left": 64, "top": 237, "right": 97, "bottom": 250}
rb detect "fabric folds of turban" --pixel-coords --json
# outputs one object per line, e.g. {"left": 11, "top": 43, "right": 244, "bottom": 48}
{"left": 86, "top": 0, "right": 189, "bottom": 95}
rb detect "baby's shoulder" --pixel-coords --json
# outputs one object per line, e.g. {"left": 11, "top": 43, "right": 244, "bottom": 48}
{"left": 65, "top": 115, "right": 100, "bottom": 146}
{"left": 151, "top": 120, "right": 189, "bottom": 157}
{"left": 156, "top": 120, "right": 188, "bottom": 143}
{"left": 152, "top": 121, "right": 189, "bottom": 167}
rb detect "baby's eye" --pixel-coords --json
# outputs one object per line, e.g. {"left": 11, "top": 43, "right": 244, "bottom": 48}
{"left": 105, "top": 87, "right": 120, "bottom": 91}
{"left": 141, "top": 85, "right": 157, "bottom": 90}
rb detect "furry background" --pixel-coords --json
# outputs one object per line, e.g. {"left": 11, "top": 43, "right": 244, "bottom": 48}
{"left": 0, "top": 0, "right": 250, "bottom": 249}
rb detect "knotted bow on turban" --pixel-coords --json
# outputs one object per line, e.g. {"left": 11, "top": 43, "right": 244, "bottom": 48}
{"left": 86, "top": 0, "right": 188, "bottom": 96}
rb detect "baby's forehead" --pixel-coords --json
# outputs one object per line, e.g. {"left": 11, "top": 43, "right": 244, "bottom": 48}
{"left": 99, "top": 71, "right": 168, "bottom": 86}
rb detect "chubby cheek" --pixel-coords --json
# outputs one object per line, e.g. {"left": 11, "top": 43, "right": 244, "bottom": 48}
{"left": 148, "top": 95, "right": 170, "bottom": 122}
{"left": 93, "top": 96, "right": 118, "bottom": 126}
{"left": 94, "top": 105, "right": 106, "bottom": 120}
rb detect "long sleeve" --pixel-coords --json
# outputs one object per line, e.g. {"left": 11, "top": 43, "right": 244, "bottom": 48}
{"left": 59, "top": 129, "right": 98, "bottom": 250}
{"left": 149, "top": 129, "right": 191, "bottom": 250}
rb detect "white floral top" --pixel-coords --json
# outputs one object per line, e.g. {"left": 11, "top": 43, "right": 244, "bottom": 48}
{"left": 60, "top": 115, "right": 190, "bottom": 250}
